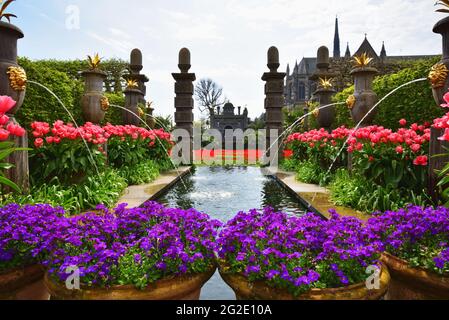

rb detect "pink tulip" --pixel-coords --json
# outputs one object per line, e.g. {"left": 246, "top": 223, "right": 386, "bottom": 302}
{"left": 0, "top": 96, "right": 16, "bottom": 114}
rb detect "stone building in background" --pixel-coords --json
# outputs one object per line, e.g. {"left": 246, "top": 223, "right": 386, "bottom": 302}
{"left": 284, "top": 17, "right": 439, "bottom": 107}
{"left": 210, "top": 102, "right": 249, "bottom": 137}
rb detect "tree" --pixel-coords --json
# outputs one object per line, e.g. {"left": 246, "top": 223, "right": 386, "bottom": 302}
{"left": 194, "top": 78, "right": 225, "bottom": 117}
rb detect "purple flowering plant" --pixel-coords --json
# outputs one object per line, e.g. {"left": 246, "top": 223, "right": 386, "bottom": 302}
{"left": 366, "top": 206, "right": 449, "bottom": 275}
{"left": 0, "top": 204, "right": 67, "bottom": 273}
{"left": 217, "top": 208, "right": 380, "bottom": 297}
{"left": 46, "top": 202, "right": 222, "bottom": 289}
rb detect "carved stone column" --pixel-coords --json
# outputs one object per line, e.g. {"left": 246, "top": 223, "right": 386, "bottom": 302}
{"left": 262, "top": 46, "right": 286, "bottom": 161}
{"left": 123, "top": 49, "right": 149, "bottom": 126}
{"left": 172, "top": 48, "right": 196, "bottom": 163}
{"left": 0, "top": 21, "right": 29, "bottom": 193}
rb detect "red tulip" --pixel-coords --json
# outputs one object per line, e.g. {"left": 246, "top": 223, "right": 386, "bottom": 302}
{"left": 0, "top": 96, "right": 16, "bottom": 114}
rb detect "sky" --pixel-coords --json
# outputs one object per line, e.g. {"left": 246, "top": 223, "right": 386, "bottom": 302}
{"left": 10, "top": 0, "right": 445, "bottom": 119}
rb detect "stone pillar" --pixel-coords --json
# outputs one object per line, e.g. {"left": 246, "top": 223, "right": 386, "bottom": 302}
{"left": 123, "top": 49, "right": 149, "bottom": 126}
{"left": 428, "top": 17, "right": 449, "bottom": 201}
{"left": 262, "top": 46, "right": 286, "bottom": 161}
{"left": 172, "top": 48, "right": 196, "bottom": 163}
{"left": 310, "top": 46, "right": 337, "bottom": 131}
{"left": 0, "top": 21, "right": 29, "bottom": 193}
{"left": 81, "top": 69, "right": 108, "bottom": 123}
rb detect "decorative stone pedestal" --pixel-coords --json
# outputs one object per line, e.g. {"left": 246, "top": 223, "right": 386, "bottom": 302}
{"left": 262, "top": 47, "right": 286, "bottom": 163}
{"left": 172, "top": 48, "right": 196, "bottom": 164}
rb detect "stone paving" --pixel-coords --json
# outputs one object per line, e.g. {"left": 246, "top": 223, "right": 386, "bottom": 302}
{"left": 276, "top": 170, "right": 370, "bottom": 221}
{"left": 117, "top": 166, "right": 191, "bottom": 208}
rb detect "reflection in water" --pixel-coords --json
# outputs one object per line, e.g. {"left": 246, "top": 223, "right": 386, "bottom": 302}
{"left": 155, "top": 166, "right": 308, "bottom": 301}
{"left": 157, "top": 166, "right": 307, "bottom": 222}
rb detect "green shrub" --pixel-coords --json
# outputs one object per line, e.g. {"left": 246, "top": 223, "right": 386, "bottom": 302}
{"left": 296, "top": 160, "right": 325, "bottom": 185}
{"left": 333, "top": 57, "right": 444, "bottom": 130}
{"left": 1, "top": 169, "right": 127, "bottom": 215}
{"left": 280, "top": 158, "right": 301, "bottom": 172}
{"left": 118, "top": 160, "right": 160, "bottom": 185}
{"left": 104, "top": 92, "right": 125, "bottom": 124}
{"left": 329, "top": 169, "right": 432, "bottom": 213}
{"left": 16, "top": 57, "right": 128, "bottom": 128}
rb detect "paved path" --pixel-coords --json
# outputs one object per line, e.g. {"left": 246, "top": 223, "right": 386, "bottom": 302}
{"left": 276, "top": 170, "right": 370, "bottom": 221}
{"left": 117, "top": 166, "right": 191, "bottom": 208}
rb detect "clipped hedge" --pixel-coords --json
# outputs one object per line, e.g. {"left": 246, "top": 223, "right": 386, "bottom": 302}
{"left": 16, "top": 57, "right": 128, "bottom": 128}
{"left": 333, "top": 57, "right": 444, "bottom": 130}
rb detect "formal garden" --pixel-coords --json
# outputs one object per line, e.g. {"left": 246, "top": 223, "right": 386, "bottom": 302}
{"left": 1, "top": 0, "right": 449, "bottom": 302}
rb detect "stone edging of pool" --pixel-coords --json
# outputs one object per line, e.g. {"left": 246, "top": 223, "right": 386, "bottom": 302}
{"left": 274, "top": 170, "right": 370, "bottom": 221}
{"left": 117, "top": 166, "right": 192, "bottom": 208}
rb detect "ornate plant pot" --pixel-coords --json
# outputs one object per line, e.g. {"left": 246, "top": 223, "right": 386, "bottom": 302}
{"left": 0, "top": 21, "right": 29, "bottom": 193}
{"left": 45, "top": 267, "right": 215, "bottom": 300}
{"left": 431, "top": 16, "right": 449, "bottom": 106}
{"left": 219, "top": 265, "right": 390, "bottom": 300}
{"left": 0, "top": 21, "right": 26, "bottom": 114}
{"left": 313, "top": 88, "right": 336, "bottom": 130}
{"left": 123, "top": 87, "right": 144, "bottom": 126}
{"left": 0, "top": 265, "right": 50, "bottom": 300}
{"left": 381, "top": 253, "right": 449, "bottom": 300}
{"left": 81, "top": 70, "right": 108, "bottom": 123}
{"left": 349, "top": 67, "right": 378, "bottom": 127}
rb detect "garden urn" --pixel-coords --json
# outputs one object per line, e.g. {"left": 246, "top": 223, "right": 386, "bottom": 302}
{"left": 349, "top": 66, "right": 378, "bottom": 127}
{"left": 0, "top": 21, "right": 29, "bottom": 193}
{"left": 431, "top": 16, "right": 449, "bottom": 106}
{"left": 0, "top": 265, "right": 50, "bottom": 300}
{"left": 146, "top": 103, "right": 156, "bottom": 129}
{"left": 81, "top": 69, "right": 108, "bottom": 123}
{"left": 0, "top": 21, "right": 26, "bottom": 114}
{"left": 382, "top": 253, "right": 449, "bottom": 300}
{"left": 219, "top": 265, "right": 390, "bottom": 300}
{"left": 313, "top": 87, "right": 337, "bottom": 131}
{"left": 123, "top": 84, "right": 144, "bottom": 126}
{"left": 44, "top": 266, "right": 216, "bottom": 300}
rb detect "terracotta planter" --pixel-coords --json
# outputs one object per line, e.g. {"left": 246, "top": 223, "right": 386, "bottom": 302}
{"left": 381, "top": 253, "right": 449, "bottom": 300}
{"left": 0, "top": 265, "right": 50, "bottom": 300}
{"left": 81, "top": 70, "right": 108, "bottom": 123}
{"left": 219, "top": 265, "right": 390, "bottom": 300}
{"left": 45, "top": 266, "right": 215, "bottom": 300}
{"left": 350, "top": 67, "right": 378, "bottom": 127}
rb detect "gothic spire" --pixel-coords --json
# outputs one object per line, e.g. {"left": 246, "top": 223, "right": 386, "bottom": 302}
{"left": 333, "top": 16, "right": 341, "bottom": 58}
{"left": 345, "top": 42, "right": 351, "bottom": 58}
{"left": 286, "top": 63, "right": 290, "bottom": 76}
{"left": 380, "top": 41, "right": 387, "bottom": 60}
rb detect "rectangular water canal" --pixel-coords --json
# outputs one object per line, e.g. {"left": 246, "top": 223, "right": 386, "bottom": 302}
{"left": 155, "top": 166, "right": 310, "bottom": 300}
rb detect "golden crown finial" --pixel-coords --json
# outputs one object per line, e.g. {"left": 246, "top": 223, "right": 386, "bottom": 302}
{"left": 319, "top": 77, "right": 334, "bottom": 90}
{"left": 436, "top": 0, "right": 449, "bottom": 13}
{"left": 126, "top": 79, "right": 139, "bottom": 88}
{"left": 353, "top": 53, "right": 373, "bottom": 67}
{"left": 0, "top": 0, "right": 17, "bottom": 23}
{"left": 87, "top": 53, "right": 102, "bottom": 70}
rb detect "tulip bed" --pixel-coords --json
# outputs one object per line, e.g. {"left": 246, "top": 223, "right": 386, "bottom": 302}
{"left": 285, "top": 120, "right": 433, "bottom": 212}
{"left": 0, "top": 94, "right": 173, "bottom": 213}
